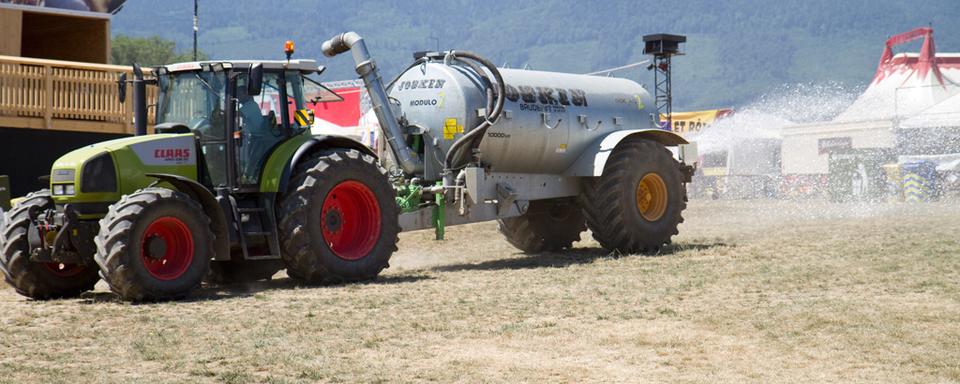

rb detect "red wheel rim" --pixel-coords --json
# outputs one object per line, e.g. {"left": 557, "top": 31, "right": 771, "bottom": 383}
{"left": 44, "top": 263, "right": 85, "bottom": 278}
{"left": 140, "top": 216, "right": 195, "bottom": 280}
{"left": 321, "top": 180, "right": 381, "bottom": 261}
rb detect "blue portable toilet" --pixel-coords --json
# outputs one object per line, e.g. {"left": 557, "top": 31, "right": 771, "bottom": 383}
{"left": 901, "top": 161, "right": 939, "bottom": 202}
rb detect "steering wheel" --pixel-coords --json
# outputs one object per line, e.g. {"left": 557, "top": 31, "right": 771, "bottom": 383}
{"left": 187, "top": 114, "right": 208, "bottom": 131}
{"left": 187, "top": 108, "right": 227, "bottom": 139}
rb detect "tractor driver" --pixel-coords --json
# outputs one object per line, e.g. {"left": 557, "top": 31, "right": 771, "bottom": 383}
{"left": 237, "top": 90, "right": 281, "bottom": 185}
{"left": 238, "top": 92, "right": 268, "bottom": 132}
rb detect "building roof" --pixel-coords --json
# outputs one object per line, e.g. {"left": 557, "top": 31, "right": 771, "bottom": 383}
{"left": 0, "top": 2, "right": 116, "bottom": 20}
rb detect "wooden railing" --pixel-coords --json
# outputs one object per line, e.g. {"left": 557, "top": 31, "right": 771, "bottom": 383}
{"left": 0, "top": 55, "right": 155, "bottom": 135}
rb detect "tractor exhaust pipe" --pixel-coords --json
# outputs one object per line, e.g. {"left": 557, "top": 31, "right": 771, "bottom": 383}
{"left": 132, "top": 64, "right": 148, "bottom": 136}
{"left": 321, "top": 32, "right": 423, "bottom": 175}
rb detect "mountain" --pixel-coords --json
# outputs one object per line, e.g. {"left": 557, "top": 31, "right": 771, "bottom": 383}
{"left": 111, "top": 0, "right": 960, "bottom": 111}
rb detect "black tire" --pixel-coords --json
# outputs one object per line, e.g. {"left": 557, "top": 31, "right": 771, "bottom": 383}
{"left": 278, "top": 149, "right": 399, "bottom": 284}
{"left": 94, "top": 188, "right": 214, "bottom": 301}
{"left": 0, "top": 190, "right": 100, "bottom": 299}
{"left": 581, "top": 139, "right": 686, "bottom": 253}
{"left": 497, "top": 198, "right": 586, "bottom": 253}
{"left": 206, "top": 259, "right": 285, "bottom": 285}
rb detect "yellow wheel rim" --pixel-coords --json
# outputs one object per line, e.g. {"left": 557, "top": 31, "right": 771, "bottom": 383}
{"left": 636, "top": 173, "right": 668, "bottom": 221}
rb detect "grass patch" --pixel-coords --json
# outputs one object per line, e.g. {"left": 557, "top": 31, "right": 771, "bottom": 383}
{"left": 0, "top": 200, "right": 956, "bottom": 382}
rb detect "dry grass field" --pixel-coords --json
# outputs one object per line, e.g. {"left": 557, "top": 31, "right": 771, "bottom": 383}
{"left": 0, "top": 199, "right": 957, "bottom": 383}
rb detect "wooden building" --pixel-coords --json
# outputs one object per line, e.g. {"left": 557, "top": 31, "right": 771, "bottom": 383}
{"left": 0, "top": 1, "right": 145, "bottom": 197}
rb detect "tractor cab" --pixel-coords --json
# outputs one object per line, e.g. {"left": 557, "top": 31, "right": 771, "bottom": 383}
{"left": 150, "top": 60, "right": 340, "bottom": 189}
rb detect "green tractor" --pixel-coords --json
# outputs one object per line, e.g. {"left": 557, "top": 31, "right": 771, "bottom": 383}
{"left": 0, "top": 55, "right": 399, "bottom": 301}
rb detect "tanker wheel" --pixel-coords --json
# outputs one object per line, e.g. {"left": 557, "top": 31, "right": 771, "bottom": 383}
{"left": 497, "top": 198, "right": 586, "bottom": 253}
{"left": 278, "top": 149, "right": 399, "bottom": 284}
{"left": 0, "top": 190, "right": 100, "bottom": 299}
{"left": 94, "top": 188, "right": 213, "bottom": 301}
{"left": 581, "top": 139, "right": 686, "bottom": 254}
{"left": 206, "top": 259, "right": 285, "bottom": 285}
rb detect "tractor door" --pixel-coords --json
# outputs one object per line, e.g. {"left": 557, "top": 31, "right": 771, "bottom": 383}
{"left": 236, "top": 71, "right": 306, "bottom": 187}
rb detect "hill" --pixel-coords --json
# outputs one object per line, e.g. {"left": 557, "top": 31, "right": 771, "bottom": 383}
{"left": 111, "top": 0, "right": 960, "bottom": 110}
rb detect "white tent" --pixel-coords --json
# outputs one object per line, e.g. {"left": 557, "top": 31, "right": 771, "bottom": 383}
{"left": 782, "top": 27, "right": 960, "bottom": 175}
{"left": 900, "top": 90, "right": 960, "bottom": 129}
{"left": 835, "top": 32, "right": 960, "bottom": 122}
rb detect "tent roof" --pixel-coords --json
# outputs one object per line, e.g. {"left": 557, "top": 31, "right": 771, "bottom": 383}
{"left": 900, "top": 91, "right": 960, "bottom": 128}
{"left": 835, "top": 28, "right": 960, "bottom": 122}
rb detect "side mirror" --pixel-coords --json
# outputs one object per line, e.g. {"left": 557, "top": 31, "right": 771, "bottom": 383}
{"left": 247, "top": 63, "right": 263, "bottom": 95}
{"left": 117, "top": 72, "right": 127, "bottom": 103}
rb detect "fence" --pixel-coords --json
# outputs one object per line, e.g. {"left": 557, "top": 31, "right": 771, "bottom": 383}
{"left": 0, "top": 55, "right": 155, "bottom": 135}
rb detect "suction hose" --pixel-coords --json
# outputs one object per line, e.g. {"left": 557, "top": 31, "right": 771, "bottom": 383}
{"left": 441, "top": 51, "right": 506, "bottom": 172}
{"left": 321, "top": 32, "right": 424, "bottom": 175}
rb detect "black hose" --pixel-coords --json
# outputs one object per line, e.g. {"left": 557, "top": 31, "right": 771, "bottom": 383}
{"left": 442, "top": 50, "right": 506, "bottom": 171}
{"left": 455, "top": 58, "right": 496, "bottom": 158}
{"left": 456, "top": 59, "right": 495, "bottom": 116}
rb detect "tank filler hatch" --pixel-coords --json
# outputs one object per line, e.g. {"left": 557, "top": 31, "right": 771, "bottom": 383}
{"left": 643, "top": 34, "right": 686, "bottom": 130}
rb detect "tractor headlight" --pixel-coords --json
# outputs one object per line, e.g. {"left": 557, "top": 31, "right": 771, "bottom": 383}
{"left": 53, "top": 184, "right": 65, "bottom": 195}
{"left": 64, "top": 184, "right": 75, "bottom": 195}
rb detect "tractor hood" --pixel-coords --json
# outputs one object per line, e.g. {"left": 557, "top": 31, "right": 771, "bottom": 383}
{"left": 53, "top": 134, "right": 197, "bottom": 169}
{"left": 49, "top": 134, "right": 199, "bottom": 213}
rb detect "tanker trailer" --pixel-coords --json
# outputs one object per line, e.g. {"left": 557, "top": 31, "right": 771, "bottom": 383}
{"left": 319, "top": 32, "right": 697, "bottom": 257}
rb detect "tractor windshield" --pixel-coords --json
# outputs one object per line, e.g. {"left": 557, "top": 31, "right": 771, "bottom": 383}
{"left": 156, "top": 71, "right": 227, "bottom": 139}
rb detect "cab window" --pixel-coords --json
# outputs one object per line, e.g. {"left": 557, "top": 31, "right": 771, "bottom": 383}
{"left": 237, "top": 71, "right": 288, "bottom": 185}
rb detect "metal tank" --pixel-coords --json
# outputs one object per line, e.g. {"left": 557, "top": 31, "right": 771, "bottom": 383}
{"left": 389, "top": 62, "right": 655, "bottom": 177}
{"left": 321, "top": 31, "right": 694, "bottom": 254}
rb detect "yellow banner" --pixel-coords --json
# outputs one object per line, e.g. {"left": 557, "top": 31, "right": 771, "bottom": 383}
{"left": 662, "top": 109, "right": 732, "bottom": 134}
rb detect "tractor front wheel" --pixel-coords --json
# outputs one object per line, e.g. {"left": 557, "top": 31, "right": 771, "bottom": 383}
{"left": 95, "top": 188, "right": 213, "bottom": 301}
{"left": 0, "top": 190, "right": 100, "bottom": 299}
{"left": 581, "top": 139, "right": 686, "bottom": 254}
{"left": 279, "top": 149, "right": 399, "bottom": 284}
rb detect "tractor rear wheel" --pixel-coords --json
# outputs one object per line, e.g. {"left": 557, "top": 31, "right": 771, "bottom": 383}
{"left": 206, "top": 259, "right": 285, "bottom": 284}
{"left": 0, "top": 190, "right": 100, "bottom": 299}
{"left": 581, "top": 139, "right": 686, "bottom": 254}
{"left": 95, "top": 188, "right": 213, "bottom": 301}
{"left": 279, "top": 149, "right": 399, "bottom": 284}
{"left": 497, "top": 198, "right": 585, "bottom": 253}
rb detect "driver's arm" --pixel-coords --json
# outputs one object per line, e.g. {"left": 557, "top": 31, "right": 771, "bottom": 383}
{"left": 238, "top": 99, "right": 266, "bottom": 129}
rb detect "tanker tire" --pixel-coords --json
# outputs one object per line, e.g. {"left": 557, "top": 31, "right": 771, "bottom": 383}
{"left": 0, "top": 190, "right": 100, "bottom": 299}
{"left": 206, "top": 260, "right": 285, "bottom": 285}
{"left": 279, "top": 149, "right": 399, "bottom": 284}
{"left": 94, "top": 188, "right": 214, "bottom": 301}
{"left": 497, "top": 198, "right": 586, "bottom": 253}
{"left": 581, "top": 139, "right": 686, "bottom": 254}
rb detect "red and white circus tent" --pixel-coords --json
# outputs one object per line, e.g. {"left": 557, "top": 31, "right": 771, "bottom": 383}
{"left": 837, "top": 27, "right": 960, "bottom": 121}
{"left": 782, "top": 27, "right": 960, "bottom": 176}
{"left": 307, "top": 80, "right": 377, "bottom": 144}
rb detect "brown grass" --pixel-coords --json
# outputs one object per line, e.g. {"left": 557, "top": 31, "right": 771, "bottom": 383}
{"left": 0, "top": 199, "right": 958, "bottom": 383}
